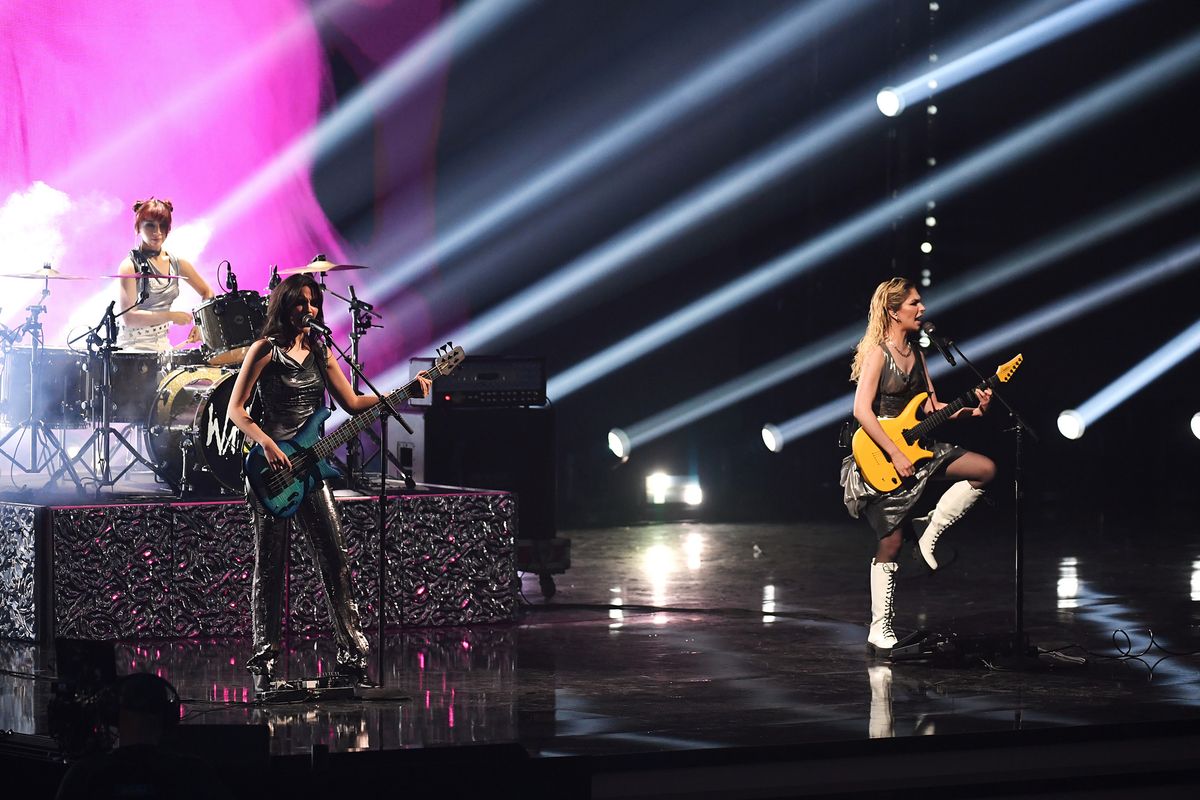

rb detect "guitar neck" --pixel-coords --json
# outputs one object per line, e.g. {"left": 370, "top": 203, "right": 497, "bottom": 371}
{"left": 310, "top": 376, "right": 426, "bottom": 460}
{"left": 910, "top": 373, "right": 999, "bottom": 441}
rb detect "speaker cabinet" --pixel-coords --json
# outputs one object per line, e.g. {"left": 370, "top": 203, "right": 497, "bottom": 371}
{"left": 423, "top": 406, "right": 556, "bottom": 539}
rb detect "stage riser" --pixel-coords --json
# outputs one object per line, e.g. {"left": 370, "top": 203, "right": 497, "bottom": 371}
{"left": 0, "top": 492, "right": 517, "bottom": 642}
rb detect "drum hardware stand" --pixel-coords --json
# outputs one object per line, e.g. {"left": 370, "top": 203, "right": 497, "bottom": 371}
{"left": 327, "top": 284, "right": 416, "bottom": 490}
{"left": 892, "top": 337, "right": 1043, "bottom": 669}
{"left": 311, "top": 326, "right": 413, "bottom": 689}
{"left": 53, "top": 301, "right": 174, "bottom": 494}
{"left": 0, "top": 272, "right": 86, "bottom": 490}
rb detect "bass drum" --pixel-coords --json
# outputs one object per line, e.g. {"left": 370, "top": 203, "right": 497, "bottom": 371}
{"left": 147, "top": 367, "right": 250, "bottom": 493}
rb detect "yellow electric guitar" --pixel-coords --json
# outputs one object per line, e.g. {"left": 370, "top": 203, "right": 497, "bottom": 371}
{"left": 852, "top": 354, "right": 1023, "bottom": 492}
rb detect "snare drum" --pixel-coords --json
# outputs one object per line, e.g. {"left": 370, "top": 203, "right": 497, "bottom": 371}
{"left": 0, "top": 346, "right": 89, "bottom": 427}
{"left": 147, "top": 366, "right": 250, "bottom": 493}
{"left": 193, "top": 291, "right": 266, "bottom": 367}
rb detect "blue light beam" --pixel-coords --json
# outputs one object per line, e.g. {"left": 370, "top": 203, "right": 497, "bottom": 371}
{"left": 371, "top": 0, "right": 875, "bottom": 298}
{"left": 1062, "top": 317, "right": 1200, "bottom": 437}
{"left": 877, "top": 0, "right": 1143, "bottom": 116}
{"left": 548, "top": 31, "right": 1200, "bottom": 402}
{"left": 206, "top": 0, "right": 532, "bottom": 229}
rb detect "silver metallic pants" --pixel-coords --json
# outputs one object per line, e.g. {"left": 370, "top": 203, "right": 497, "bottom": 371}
{"left": 247, "top": 483, "right": 369, "bottom": 673}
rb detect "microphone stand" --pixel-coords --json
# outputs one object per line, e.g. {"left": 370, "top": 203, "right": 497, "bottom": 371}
{"left": 55, "top": 295, "right": 172, "bottom": 493}
{"left": 311, "top": 327, "right": 413, "bottom": 689}
{"left": 947, "top": 337, "right": 1041, "bottom": 669}
{"left": 326, "top": 286, "right": 416, "bottom": 490}
{"left": 894, "top": 334, "right": 1044, "bottom": 669}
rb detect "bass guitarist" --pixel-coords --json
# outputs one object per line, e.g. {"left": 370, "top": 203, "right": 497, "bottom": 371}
{"left": 227, "top": 273, "right": 431, "bottom": 689}
{"left": 839, "top": 277, "right": 994, "bottom": 657}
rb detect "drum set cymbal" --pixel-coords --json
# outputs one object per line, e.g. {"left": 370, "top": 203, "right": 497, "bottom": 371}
{"left": 105, "top": 272, "right": 186, "bottom": 279}
{"left": 0, "top": 267, "right": 95, "bottom": 280}
{"left": 280, "top": 259, "right": 368, "bottom": 276}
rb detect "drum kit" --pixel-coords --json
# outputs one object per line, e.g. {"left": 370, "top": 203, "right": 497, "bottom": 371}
{"left": 0, "top": 257, "right": 372, "bottom": 497}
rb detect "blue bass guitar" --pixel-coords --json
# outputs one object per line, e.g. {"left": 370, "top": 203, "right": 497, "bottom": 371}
{"left": 245, "top": 343, "right": 465, "bottom": 518}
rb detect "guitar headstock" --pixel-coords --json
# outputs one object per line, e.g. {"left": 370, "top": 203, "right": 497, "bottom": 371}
{"left": 996, "top": 353, "right": 1023, "bottom": 383}
{"left": 433, "top": 342, "right": 466, "bottom": 376}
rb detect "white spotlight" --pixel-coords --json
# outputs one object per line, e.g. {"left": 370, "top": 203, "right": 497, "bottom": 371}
{"left": 1191, "top": 412, "right": 1200, "bottom": 440}
{"left": 1058, "top": 409, "right": 1086, "bottom": 440}
{"left": 876, "top": 88, "right": 904, "bottom": 117}
{"left": 608, "top": 428, "right": 631, "bottom": 458}
{"left": 925, "top": 216, "right": 937, "bottom": 227}
{"left": 920, "top": 241, "right": 933, "bottom": 254}
{"left": 762, "top": 424, "right": 783, "bottom": 453}
{"left": 683, "top": 484, "right": 704, "bottom": 506}
{"left": 646, "top": 472, "right": 671, "bottom": 505}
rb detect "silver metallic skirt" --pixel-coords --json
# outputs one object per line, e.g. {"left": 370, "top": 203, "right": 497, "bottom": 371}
{"left": 840, "top": 442, "right": 965, "bottom": 538}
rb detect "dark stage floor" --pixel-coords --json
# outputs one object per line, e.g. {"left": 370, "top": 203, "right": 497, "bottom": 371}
{"left": 4, "top": 513, "right": 1200, "bottom": 795}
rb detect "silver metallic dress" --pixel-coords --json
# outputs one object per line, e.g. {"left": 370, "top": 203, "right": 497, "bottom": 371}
{"left": 245, "top": 343, "right": 370, "bottom": 680}
{"left": 116, "top": 251, "right": 180, "bottom": 352}
{"left": 840, "top": 347, "right": 964, "bottom": 538}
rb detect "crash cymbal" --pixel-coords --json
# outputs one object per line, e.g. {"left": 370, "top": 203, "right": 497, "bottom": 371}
{"left": 106, "top": 272, "right": 186, "bottom": 279}
{"left": 279, "top": 260, "right": 368, "bottom": 275}
{"left": 0, "top": 268, "right": 94, "bottom": 280}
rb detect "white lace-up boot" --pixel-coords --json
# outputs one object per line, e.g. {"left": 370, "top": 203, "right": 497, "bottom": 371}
{"left": 914, "top": 480, "right": 984, "bottom": 570}
{"left": 867, "top": 559, "right": 899, "bottom": 656}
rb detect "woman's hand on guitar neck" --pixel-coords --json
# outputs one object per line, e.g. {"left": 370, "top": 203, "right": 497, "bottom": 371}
{"left": 972, "top": 387, "right": 993, "bottom": 416}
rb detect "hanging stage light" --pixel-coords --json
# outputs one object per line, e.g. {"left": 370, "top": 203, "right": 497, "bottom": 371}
{"left": 1191, "top": 413, "right": 1200, "bottom": 441}
{"left": 598, "top": 168, "right": 1200, "bottom": 456}
{"left": 875, "top": 0, "right": 1143, "bottom": 117}
{"left": 763, "top": 236, "right": 1200, "bottom": 450}
{"left": 541, "top": 33, "right": 1200, "bottom": 406}
{"left": 1058, "top": 318, "right": 1200, "bottom": 438}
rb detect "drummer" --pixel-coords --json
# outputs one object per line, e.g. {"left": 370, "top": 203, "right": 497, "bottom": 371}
{"left": 115, "top": 198, "right": 214, "bottom": 352}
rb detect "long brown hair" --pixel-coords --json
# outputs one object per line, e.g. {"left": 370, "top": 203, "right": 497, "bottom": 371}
{"left": 849, "top": 277, "right": 914, "bottom": 382}
{"left": 261, "top": 273, "right": 326, "bottom": 348}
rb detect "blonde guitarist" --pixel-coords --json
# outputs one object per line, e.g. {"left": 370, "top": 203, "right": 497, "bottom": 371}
{"left": 839, "top": 278, "right": 994, "bottom": 657}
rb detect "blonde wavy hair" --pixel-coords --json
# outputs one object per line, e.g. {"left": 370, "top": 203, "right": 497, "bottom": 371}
{"left": 849, "top": 277, "right": 914, "bottom": 382}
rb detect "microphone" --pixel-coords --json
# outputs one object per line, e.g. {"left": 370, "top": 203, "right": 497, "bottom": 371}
{"left": 136, "top": 254, "right": 152, "bottom": 304}
{"left": 104, "top": 301, "right": 118, "bottom": 343}
{"left": 921, "top": 321, "right": 956, "bottom": 366}
{"left": 301, "top": 313, "right": 332, "bottom": 337}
